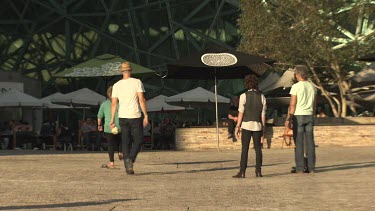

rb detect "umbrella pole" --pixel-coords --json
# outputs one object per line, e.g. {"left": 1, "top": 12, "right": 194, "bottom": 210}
{"left": 197, "top": 108, "right": 200, "bottom": 125}
{"left": 215, "top": 72, "right": 219, "bottom": 152}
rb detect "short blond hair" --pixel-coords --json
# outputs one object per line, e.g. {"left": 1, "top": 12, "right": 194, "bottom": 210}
{"left": 106, "top": 86, "right": 113, "bottom": 98}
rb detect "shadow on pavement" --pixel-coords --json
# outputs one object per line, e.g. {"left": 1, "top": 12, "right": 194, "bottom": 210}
{"left": 263, "top": 161, "right": 375, "bottom": 177}
{"left": 150, "top": 160, "right": 237, "bottom": 165}
{"left": 0, "top": 199, "right": 137, "bottom": 210}
{"left": 0, "top": 150, "right": 107, "bottom": 156}
{"left": 316, "top": 161, "right": 375, "bottom": 173}
{"left": 136, "top": 166, "right": 239, "bottom": 176}
{"left": 263, "top": 172, "right": 293, "bottom": 177}
{"left": 137, "top": 162, "right": 288, "bottom": 176}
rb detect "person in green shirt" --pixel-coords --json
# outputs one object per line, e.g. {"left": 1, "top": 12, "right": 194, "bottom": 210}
{"left": 98, "top": 86, "right": 122, "bottom": 168}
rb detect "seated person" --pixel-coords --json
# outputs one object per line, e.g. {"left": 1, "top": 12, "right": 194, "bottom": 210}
{"left": 39, "top": 121, "right": 55, "bottom": 136}
{"left": 317, "top": 108, "right": 327, "bottom": 118}
{"left": 14, "top": 121, "right": 35, "bottom": 149}
{"left": 81, "top": 118, "right": 101, "bottom": 150}
{"left": 1, "top": 121, "right": 13, "bottom": 136}
{"left": 227, "top": 96, "right": 239, "bottom": 141}
{"left": 159, "top": 118, "right": 176, "bottom": 149}
{"left": 39, "top": 120, "right": 56, "bottom": 148}
{"left": 153, "top": 122, "right": 160, "bottom": 135}
{"left": 152, "top": 122, "right": 160, "bottom": 149}
{"left": 221, "top": 119, "right": 228, "bottom": 127}
{"left": 0, "top": 122, "right": 10, "bottom": 149}
{"left": 56, "top": 123, "right": 72, "bottom": 149}
{"left": 14, "top": 121, "right": 33, "bottom": 132}
{"left": 1, "top": 121, "right": 15, "bottom": 149}
{"left": 182, "top": 121, "right": 191, "bottom": 128}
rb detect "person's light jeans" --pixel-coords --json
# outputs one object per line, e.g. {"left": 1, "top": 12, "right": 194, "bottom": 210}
{"left": 292, "top": 115, "right": 315, "bottom": 172}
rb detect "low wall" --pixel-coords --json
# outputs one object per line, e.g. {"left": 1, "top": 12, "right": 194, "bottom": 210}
{"left": 175, "top": 121, "right": 375, "bottom": 150}
{"left": 273, "top": 117, "right": 375, "bottom": 126}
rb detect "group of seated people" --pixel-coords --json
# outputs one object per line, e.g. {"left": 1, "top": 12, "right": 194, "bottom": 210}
{"left": 79, "top": 116, "right": 180, "bottom": 151}
{"left": 39, "top": 118, "right": 105, "bottom": 151}
{"left": 0, "top": 120, "right": 67, "bottom": 150}
{"left": 0, "top": 120, "right": 35, "bottom": 149}
{"left": 79, "top": 117, "right": 177, "bottom": 151}
{"left": 39, "top": 118, "right": 106, "bottom": 151}
{"left": 23, "top": 118, "right": 100, "bottom": 151}
{"left": 81, "top": 118, "right": 102, "bottom": 150}
{"left": 0, "top": 116, "right": 180, "bottom": 151}
{"left": 0, "top": 115, "right": 227, "bottom": 151}
{"left": 39, "top": 118, "right": 103, "bottom": 151}
{"left": 38, "top": 120, "right": 73, "bottom": 150}
{"left": 152, "top": 117, "right": 176, "bottom": 150}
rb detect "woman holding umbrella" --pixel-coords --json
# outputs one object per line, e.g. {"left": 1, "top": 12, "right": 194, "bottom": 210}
{"left": 233, "top": 74, "right": 267, "bottom": 178}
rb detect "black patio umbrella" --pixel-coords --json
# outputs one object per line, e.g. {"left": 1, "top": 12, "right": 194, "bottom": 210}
{"left": 358, "top": 53, "right": 375, "bottom": 62}
{"left": 167, "top": 47, "right": 276, "bottom": 79}
{"left": 166, "top": 46, "right": 276, "bottom": 151}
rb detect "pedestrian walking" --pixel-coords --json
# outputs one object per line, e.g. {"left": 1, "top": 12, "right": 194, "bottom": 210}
{"left": 110, "top": 62, "right": 148, "bottom": 175}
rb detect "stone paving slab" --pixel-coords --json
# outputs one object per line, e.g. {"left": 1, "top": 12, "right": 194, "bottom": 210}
{"left": 0, "top": 147, "right": 374, "bottom": 210}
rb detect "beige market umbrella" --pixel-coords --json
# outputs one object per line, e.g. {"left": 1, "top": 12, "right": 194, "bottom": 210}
{"left": 146, "top": 95, "right": 185, "bottom": 112}
{"left": 41, "top": 92, "right": 72, "bottom": 109}
{"left": 0, "top": 89, "right": 44, "bottom": 107}
{"left": 51, "top": 88, "right": 105, "bottom": 120}
{"left": 51, "top": 88, "right": 106, "bottom": 107}
{"left": 166, "top": 86, "right": 230, "bottom": 129}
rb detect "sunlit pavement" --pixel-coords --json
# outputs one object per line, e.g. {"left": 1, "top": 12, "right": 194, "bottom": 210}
{"left": 0, "top": 147, "right": 374, "bottom": 210}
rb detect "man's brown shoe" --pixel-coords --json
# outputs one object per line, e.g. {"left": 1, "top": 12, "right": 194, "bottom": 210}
{"left": 125, "top": 158, "right": 134, "bottom": 175}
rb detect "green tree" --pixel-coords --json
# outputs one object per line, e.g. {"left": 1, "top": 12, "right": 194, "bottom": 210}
{"left": 238, "top": 0, "right": 375, "bottom": 117}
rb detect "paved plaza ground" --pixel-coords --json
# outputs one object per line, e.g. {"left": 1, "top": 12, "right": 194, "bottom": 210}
{"left": 0, "top": 146, "right": 374, "bottom": 210}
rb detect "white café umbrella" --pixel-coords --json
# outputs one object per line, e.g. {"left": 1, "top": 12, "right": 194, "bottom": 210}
{"left": 0, "top": 89, "right": 44, "bottom": 107}
{"left": 146, "top": 95, "right": 185, "bottom": 112}
{"left": 41, "top": 92, "right": 72, "bottom": 109}
{"left": 147, "top": 95, "right": 186, "bottom": 125}
{"left": 51, "top": 88, "right": 105, "bottom": 120}
{"left": 166, "top": 87, "right": 230, "bottom": 129}
{"left": 41, "top": 92, "right": 73, "bottom": 130}
{"left": 51, "top": 88, "right": 106, "bottom": 106}
{"left": 166, "top": 87, "right": 230, "bottom": 104}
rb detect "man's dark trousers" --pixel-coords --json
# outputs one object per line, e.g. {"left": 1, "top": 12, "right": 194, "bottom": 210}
{"left": 119, "top": 118, "right": 144, "bottom": 163}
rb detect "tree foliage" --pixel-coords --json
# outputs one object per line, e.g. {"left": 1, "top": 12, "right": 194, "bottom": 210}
{"left": 238, "top": 0, "right": 375, "bottom": 117}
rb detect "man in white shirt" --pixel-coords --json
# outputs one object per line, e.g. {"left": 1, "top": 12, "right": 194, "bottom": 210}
{"left": 286, "top": 65, "right": 317, "bottom": 174}
{"left": 110, "top": 62, "right": 148, "bottom": 175}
